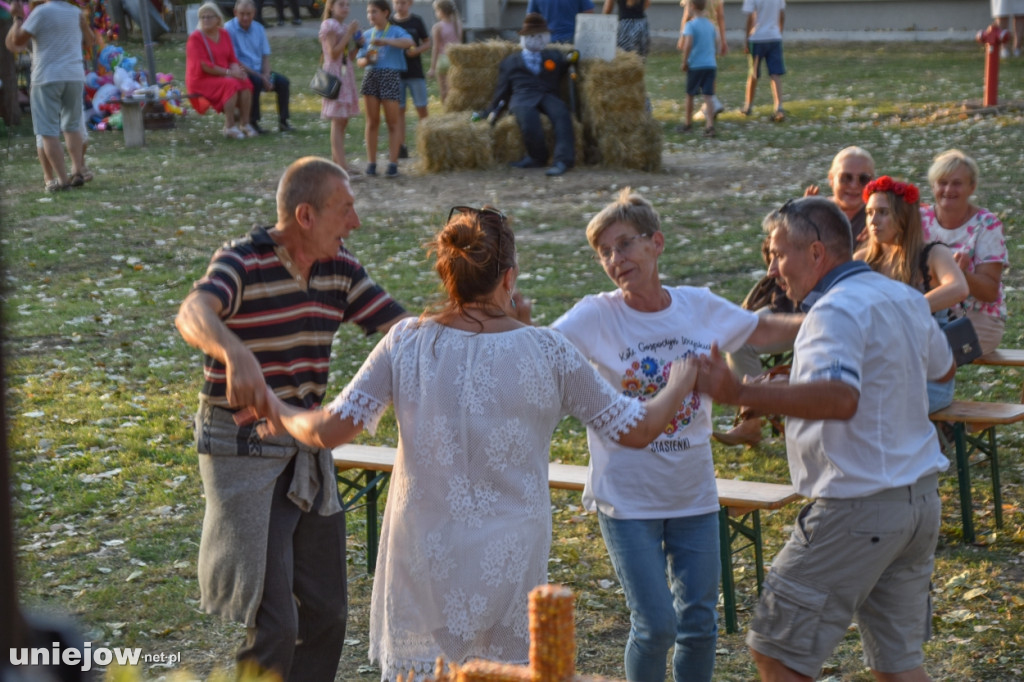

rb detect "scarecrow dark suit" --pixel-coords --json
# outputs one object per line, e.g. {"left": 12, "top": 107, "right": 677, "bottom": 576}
{"left": 486, "top": 13, "right": 574, "bottom": 176}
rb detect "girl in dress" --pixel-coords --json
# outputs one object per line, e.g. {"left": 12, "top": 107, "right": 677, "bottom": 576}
{"left": 427, "top": 0, "right": 462, "bottom": 103}
{"left": 320, "top": 0, "right": 363, "bottom": 172}
{"left": 357, "top": 0, "right": 413, "bottom": 178}
{"left": 247, "top": 206, "right": 697, "bottom": 680}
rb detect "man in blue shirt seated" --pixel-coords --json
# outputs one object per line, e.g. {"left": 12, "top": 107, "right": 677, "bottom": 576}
{"left": 226, "top": 0, "right": 294, "bottom": 134}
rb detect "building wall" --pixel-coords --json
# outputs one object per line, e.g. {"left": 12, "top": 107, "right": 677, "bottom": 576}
{"left": 475, "top": 0, "right": 992, "bottom": 34}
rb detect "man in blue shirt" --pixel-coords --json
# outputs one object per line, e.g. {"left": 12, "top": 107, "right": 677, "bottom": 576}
{"left": 525, "top": 0, "right": 594, "bottom": 43}
{"left": 226, "top": 0, "right": 293, "bottom": 134}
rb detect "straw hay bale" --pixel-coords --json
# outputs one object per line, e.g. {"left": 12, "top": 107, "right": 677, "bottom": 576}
{"left": 491, "top": 114, "right": 584, "bottom": 167}
{"left": 444, "top": 41, "right": 519, "bottom": 112}
{"left": 416, "top": 113, "right": 495, "bottom": 172}
{"left": 590, "top": 116, "right": 663, "bottom": 172}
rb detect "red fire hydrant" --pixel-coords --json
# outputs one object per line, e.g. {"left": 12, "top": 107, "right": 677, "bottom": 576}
{"left": 976, "top": 22, "right": 1012, "bottom": 106}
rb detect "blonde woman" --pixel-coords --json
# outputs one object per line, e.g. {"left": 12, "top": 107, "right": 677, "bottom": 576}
{"left": 185, "top": 2, "right": 255, "bottom": 138}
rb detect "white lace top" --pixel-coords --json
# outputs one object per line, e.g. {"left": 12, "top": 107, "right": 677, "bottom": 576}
{"left": 327, "top": 318, "right": 644, "bottom": 679}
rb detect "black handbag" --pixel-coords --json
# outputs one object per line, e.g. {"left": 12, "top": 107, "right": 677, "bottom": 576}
{"left": 943, "top": 314, "right": 982, "bottom": 367}
{"left": 310, "top": 67, "right": 341, "bottom": 99}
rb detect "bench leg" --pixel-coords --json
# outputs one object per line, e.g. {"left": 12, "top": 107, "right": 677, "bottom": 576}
{"left": 986, "top": 427, "right": 1003, "bottom": 530}
{"left": 952, "top": 422, "right": 975, "bottom": 544}
{"left": 718, "top": 507, "right": 738, "bottom": 635}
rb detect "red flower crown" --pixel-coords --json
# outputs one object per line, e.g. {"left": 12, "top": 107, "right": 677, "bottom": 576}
{"left": 863, "top": 175, "right": 920, "bottom": 205}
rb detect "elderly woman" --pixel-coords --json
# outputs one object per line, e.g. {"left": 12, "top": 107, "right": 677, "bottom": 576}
{"left": 552, "top": 188, "right": 800, "bottom": 682}
{"left": 856, "top": 175, "right": 968, "bottom": 411}
{"left": 805, "top": 145, "right": 876, "bottom": 241}
{"left": 186, "top": 2, "right": 255, "bottom": 139}
{"left": 920, "top": 150, "right": 1008, "bottom": 355}
{"left": 249, "top": 205, "right": 697, "bottom": 680}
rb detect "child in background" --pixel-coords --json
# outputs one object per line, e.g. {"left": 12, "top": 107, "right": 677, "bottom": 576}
{"left": 741, "top": 0, "right": 786, "bottom": 121}
{"left": 391, "top": 0, "right": 430, "bottom": 160}
{"left": 681, "top": 0, "right": 725, "bottom": 117}
{"left": 679, "top": 0, "right": 718, "bottom": 137}
{"left": 427, "top": 0, "right": 462, "bottom": 104}
{"left": 602, "top": 0, "right": 651, "bottom": 59}
{"left": 320, "top": 0, "right": 363, "bottom": 173}
{"left": 358, "top": 0, "right": 413, "bottom": 177}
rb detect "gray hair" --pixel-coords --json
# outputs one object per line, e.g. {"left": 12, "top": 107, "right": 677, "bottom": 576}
{"left": 763, "top": 196, "right": 853, "bottom": 259}
{"left": 585, "top": 187, "right": 661, "bottom": 249}
{"left": 276, "top": 157, "right": 350, "bottom": 221}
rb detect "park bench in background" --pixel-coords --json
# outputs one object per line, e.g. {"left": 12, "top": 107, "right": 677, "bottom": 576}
{"left": 930, "top": 399, "right": 1024, "bottom": 544}
{"left": 974, "top": 349, "right": 1024, "bottom": 401}
{"left": 333, "top": 444, "right": 801, "bottom": 634}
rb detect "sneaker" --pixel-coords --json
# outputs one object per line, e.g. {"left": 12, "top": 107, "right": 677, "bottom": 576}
{"left": 291, "top": 18, "right": 302, "bottom": 25}
{"left": 279, "top": 120, "right": 294, "bottom": 133}
{"left": 223, "top": 126, "right": 245, "bottom": 139}
{"left": 240, "top": 124, "right": 259, "bottom": 138}
{"left": 365, "top": 162, "right": 377, "bottom": 176}
{"left": 712, "top": 95, "right": 725, "bottom": 115}
{"left": 398, "top": 144, "right": 409, "bottom": 159}
{"left": 385, "top": 162, "right": 399, "bottom": 178}
{"left": 250, "top": 122, "right": 266, "bottom": 135}
{"left": 1001, "top": 45, "right": 1011, "bottom": 59}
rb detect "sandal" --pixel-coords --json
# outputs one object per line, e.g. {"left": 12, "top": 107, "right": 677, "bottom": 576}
{"left": 771, "top": 109, "right": 786, "bottom": 122}
{"left": 69, "top": 172, "right": 85, "bottom": 187}
{"left": 81, "top": 169, "right": 94, "bottom": 183}
{"left": 739, "top": 106, "right": 752, "bottom": 116}
{"left": 223, "top": 126, "right": 245, "bottom": 140}
{"left": 674, "top": 123, "right": 693, "bottom": 134}
{"left": 703, "top": 126, "right": 716, "bottom": 138}
{"left": 44, "top": 180, "right": 67, "bottom": 192}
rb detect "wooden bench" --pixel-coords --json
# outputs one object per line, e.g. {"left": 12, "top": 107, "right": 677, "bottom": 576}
{"left": 974, "top": 349, "right": 1024, "bottom": 401}
{"left": 929, "top": 399, "right": 1024, "bottom": 544}
{"left": 333, "top": 444, "right": 801, "bottom": 634}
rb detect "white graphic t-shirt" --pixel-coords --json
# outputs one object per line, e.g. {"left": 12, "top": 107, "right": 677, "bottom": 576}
{"left": 553, "top": 287, "right": 758, "bottom": 519}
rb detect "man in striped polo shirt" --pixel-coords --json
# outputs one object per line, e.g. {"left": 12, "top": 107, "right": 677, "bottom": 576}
{"left": 176, "top": 156, "right": 407, "bottom": 681}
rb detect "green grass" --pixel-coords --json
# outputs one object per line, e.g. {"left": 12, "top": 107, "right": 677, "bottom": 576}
{"left": 2, "top": 32, "right": 1024, "bottom": 681}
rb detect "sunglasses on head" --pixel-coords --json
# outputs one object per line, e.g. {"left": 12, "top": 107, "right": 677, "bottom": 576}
{"left": 838, "top": 172, "right": 873, "bottom": 186}
{"left": 447, "top": 206, "right": 509, "bottom": 275}
{"left": 777, "top": 199, "right": 824, "bottom": 243}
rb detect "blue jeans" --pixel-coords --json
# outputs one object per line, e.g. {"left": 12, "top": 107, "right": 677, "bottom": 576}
{"left": 598, "top": 511, "right": 720, "bottom": 682}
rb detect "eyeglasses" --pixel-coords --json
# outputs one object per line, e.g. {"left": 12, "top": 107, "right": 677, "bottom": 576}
{"left": 593, "top": 233, "right": 650, "bottom": 262}
{"left": 838, "top": 172, "right": 873, "bottom": 186}
{"left": 777, "top": 199, "right": 824, "bottom": 243}
{"left": 447, "top": 206, "right": 508, "bottom": 276}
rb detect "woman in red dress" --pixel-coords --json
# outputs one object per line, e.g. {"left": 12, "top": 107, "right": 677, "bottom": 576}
{"left": 186, "top": 3, "right": 255, "bottom": 139}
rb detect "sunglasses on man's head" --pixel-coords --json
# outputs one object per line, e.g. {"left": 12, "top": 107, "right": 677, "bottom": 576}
{"left": 838, "top": 172, "right": 873, "bottom": 186}
{"left": 777, "top": 199, "right": 824, "bottom": 244}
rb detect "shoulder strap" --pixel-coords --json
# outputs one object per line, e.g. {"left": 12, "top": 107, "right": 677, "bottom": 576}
{"left": 919, "top": 242, "right": 939, "bottom": 292}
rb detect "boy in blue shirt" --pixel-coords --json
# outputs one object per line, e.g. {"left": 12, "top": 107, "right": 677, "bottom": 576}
{"left": 679, "top": 0, "right": 718, "bottom": 137}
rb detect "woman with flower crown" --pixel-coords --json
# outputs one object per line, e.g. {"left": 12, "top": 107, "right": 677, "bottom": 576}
{"left": 856, "top": 175, "right": 968, "bottom": 411}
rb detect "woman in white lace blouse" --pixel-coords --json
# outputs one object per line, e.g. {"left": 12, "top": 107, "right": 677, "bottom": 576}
{"left": 253, "top": 206, "right": 697, "bottom": 680}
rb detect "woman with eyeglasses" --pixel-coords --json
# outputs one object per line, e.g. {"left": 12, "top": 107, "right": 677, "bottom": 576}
{"left": 185, "top": 2, "right": 255, "bottom": 139}
{"left": 247, "top": 205, "right": 698, "bottom": 679}
{"left": 920, "top": 149, "right": 1007, "bottom": 356}
{"left": 856, "top": 176, "right": 968, "bottom": 411}
{"left": 551, "top": 188, "right": 800, "bottom": 682}
{"left": 803, "top": 146, "right": 875, "bottom": 242}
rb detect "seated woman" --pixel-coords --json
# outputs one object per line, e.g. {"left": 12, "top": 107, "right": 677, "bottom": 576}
{"left": 186, "top": 3, "right": 255, "bottom": 139}
{"left": 920, "top": 149, "right": 1008, "bottom": 356}
{"left": 247, "top": 206, "right": 697, "bottom": 680}
{"left": 856, "top": 175, "right": 968, "bottom": 412}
